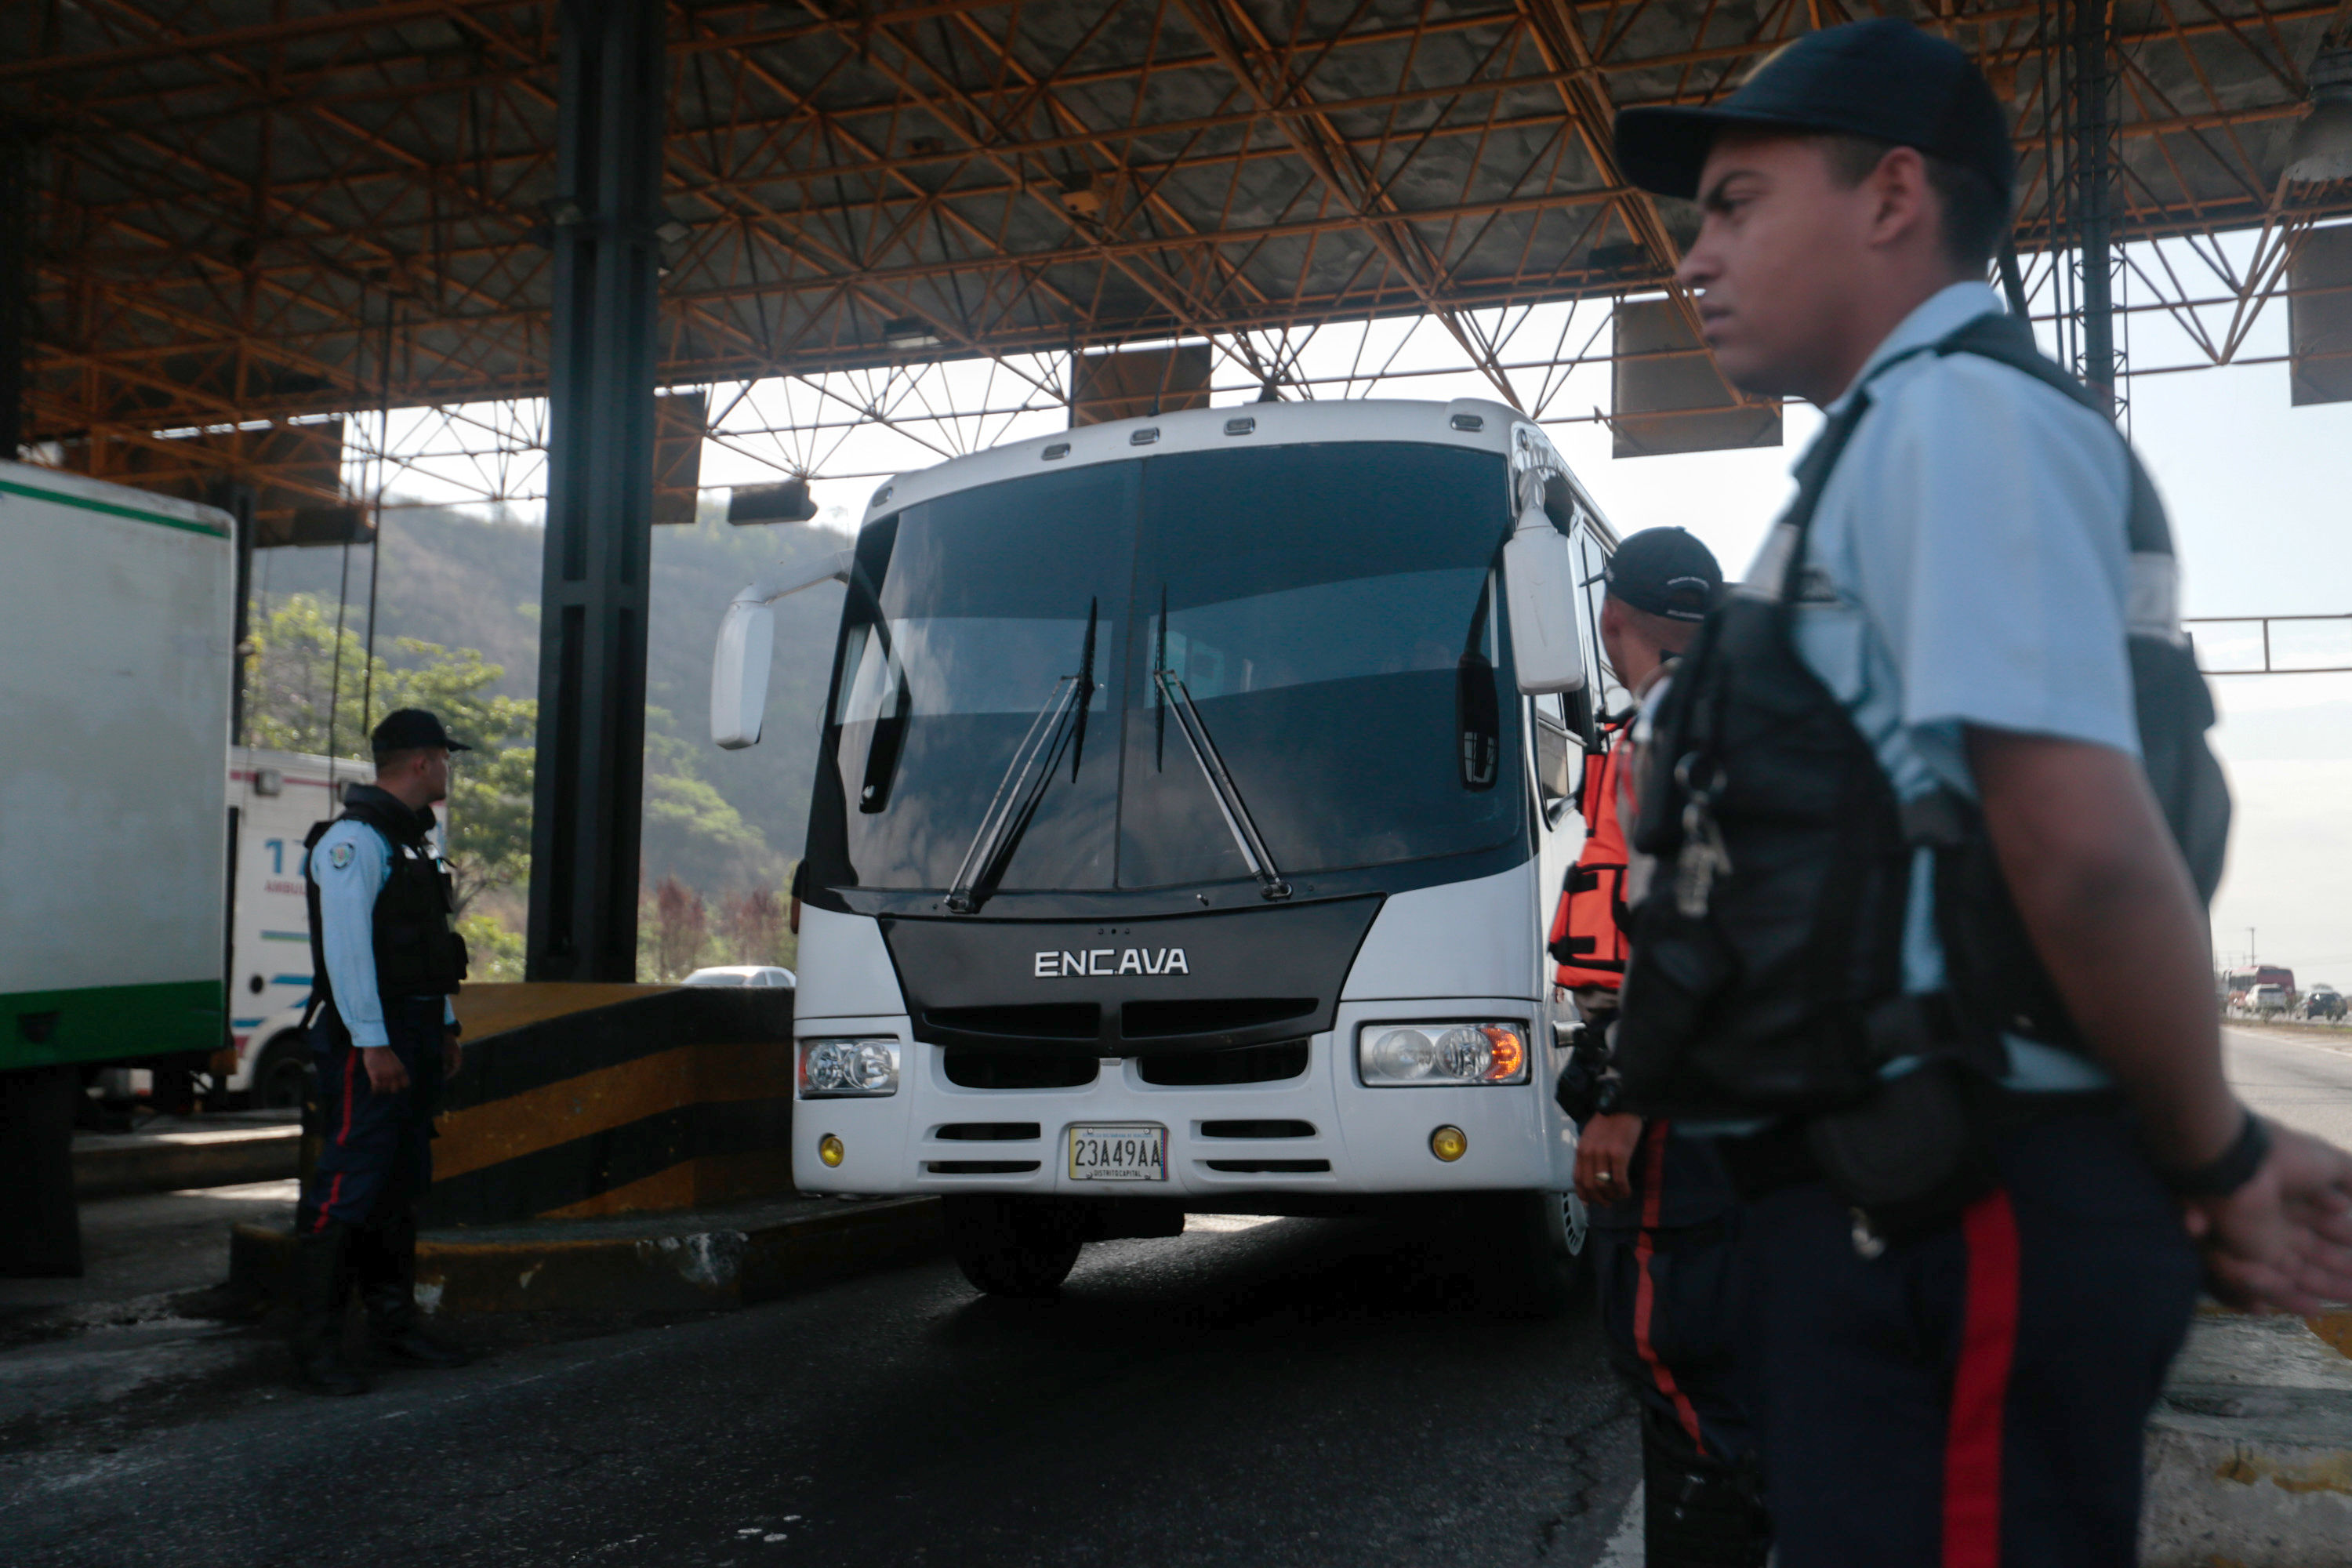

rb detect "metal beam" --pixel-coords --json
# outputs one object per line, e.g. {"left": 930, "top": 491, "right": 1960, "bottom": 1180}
{"left": 524, "top": 0, "right": 666, "bottom": 983}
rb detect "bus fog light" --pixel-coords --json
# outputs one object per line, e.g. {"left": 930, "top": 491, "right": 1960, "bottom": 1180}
{"left": 800, "top": 1039, "right": 900, "bottom": 1098}
{"left": 1359, "top": 1022, "right": 1530, "bottom": 1085}
{"left": 818, "top": 1134, "right": 846, "bottom": 1167}
{"left": 1430, "top": 1126, "right": 1468, "bottom": 1162}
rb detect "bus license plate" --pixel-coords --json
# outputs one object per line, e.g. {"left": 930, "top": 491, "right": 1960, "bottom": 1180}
{"left": 1068, "top": 1124, "right": 1168, "bottom": 1182}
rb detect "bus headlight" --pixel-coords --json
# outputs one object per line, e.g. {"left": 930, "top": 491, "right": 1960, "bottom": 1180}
{"left": 1358, "top": 1023, "right": 1529, "bottom": 1086}
{"left": 800, "top": 1039, "right": 900, "bottom": 1098}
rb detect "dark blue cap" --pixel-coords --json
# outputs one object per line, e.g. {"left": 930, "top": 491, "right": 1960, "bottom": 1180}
{"left": 370, "top": 707, "right": 472, "bottom": 756}
{"left": 1614, "top": 20, "right": 2014, "bottom": 203}
{"left": 1601, "top": 528, "right": 1722, "bottom": 622}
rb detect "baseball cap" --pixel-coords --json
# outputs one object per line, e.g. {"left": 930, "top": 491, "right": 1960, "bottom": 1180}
{"left": 371, "top": 708, "right": 473, "bottom": 757}
{"left": 1599, "top": 528, "right": 1723, "bottom": 622}
{"left": 1613, "top": 20, "right": 2014, "bottom": 203}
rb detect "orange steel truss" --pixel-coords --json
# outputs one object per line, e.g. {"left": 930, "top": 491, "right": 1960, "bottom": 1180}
{"left": 13, "top": 0, "right": 2352, "bottom": 504}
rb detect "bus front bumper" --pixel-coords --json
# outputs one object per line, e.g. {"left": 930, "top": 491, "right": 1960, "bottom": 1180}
{"left": 789, "top": 1003, "right": 1577, "bottom": 1201}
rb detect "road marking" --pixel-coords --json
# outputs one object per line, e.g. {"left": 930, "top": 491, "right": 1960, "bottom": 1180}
{"left": 1596, "top": 1482, "right": 1643, "bottom": 1567}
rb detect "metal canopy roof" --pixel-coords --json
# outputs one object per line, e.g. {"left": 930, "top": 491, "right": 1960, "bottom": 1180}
{"left": 14, "top": 0, "right": 2351, "bottom": 487}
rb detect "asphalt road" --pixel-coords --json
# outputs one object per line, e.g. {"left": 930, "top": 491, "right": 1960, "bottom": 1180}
{"left": 13, "top": 1029, "right": 2339, "bottom": 1568}
{"left": 1, "top": 1212, "right": 1637, "bottom": 1568}
{"left": 2223, "top": 1023, "right": 2352, "bottom": 1148}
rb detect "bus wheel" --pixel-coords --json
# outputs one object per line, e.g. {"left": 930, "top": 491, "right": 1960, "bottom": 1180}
{"left": 250, "top": 1036, "right": 311, "bottom": 1111}
{"left": 944, "top": 1196, "right": 1084, "bottom": 1299}
{"left": 1474, "top": 1188, "right": 1590, "bottom": 1318}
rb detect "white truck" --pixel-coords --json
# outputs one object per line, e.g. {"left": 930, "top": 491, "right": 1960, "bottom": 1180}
{"left": 0, "top": 461, "right": 234, "bottom": 1084}
{"left": 710, "top": 398, "right": 1623, "bottom": 1308}
{"left": 217, "top": 746, "right": 368, "bottom": 1105}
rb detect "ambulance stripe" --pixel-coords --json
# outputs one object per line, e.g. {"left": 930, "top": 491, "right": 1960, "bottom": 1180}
{"left": 1942, "top": 1189, "right": 2021, "bottom": 1568}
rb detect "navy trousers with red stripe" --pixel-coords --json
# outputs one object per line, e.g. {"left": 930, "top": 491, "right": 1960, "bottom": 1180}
{"left": 1592, "top": 1121, "right": 1759, "bottom": 1471}
{"left": 299, "top": 998, "right": 444, "bottom": 1234}
{"left": 1740, "top": 1107, "right": 2198, "bottom": 1567}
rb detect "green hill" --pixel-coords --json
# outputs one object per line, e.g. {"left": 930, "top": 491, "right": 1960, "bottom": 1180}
{"left": 247, "top": 503, "right": 848, "bottom": 898}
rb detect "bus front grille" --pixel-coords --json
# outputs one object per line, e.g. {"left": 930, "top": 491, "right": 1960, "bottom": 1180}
{"left": 1137, "top": 1039, "right": 1309, "bottom": 1086}
{"left": 940, "top": 1046, "right": 1100, "bottom": 1090}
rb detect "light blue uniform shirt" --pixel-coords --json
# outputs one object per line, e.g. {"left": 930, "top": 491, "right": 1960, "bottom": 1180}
{"left": 1755, "top": 281, "right": 2138, "bottom": 1091}
{"left": 307, "top": 817, "right": 459, "bottom": 1051}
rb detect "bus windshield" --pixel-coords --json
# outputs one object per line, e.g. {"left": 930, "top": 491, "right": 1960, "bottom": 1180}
{"left": 823, "top": 441, "right": 1521, "bottom": 895}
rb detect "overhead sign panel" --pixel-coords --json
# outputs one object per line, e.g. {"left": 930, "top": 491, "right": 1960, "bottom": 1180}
{"left": 652, "top": 390, "right": 709, "bottom": 523}
{"left": 1610, "top": 299, "right": 1781, "bottom": 459}
{"left": 1071, "top": 343, "right": 1212, "bottom": 427}
{"left": 2290, "top": 223, "right": 2352, "bottom": 407}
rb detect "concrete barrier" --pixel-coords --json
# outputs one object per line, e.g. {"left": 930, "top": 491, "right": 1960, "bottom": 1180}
{"left": 2143, "top": 1308, "right": 2352, "bottom": 1566}
{"left": 320, "top": 982, "right": 803, "bottom": 1225}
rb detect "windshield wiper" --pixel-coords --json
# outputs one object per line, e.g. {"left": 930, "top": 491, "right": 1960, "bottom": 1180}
{"left": 1152, "top": 655, "right": 1291, "bottom": 902}
{"left": 946, "top": 600, "right": 1098, "bottom": 915}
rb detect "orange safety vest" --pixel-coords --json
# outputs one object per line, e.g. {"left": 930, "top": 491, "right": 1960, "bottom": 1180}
{"left": 1549, "top": 720, "right": 1632, "bottom": 990}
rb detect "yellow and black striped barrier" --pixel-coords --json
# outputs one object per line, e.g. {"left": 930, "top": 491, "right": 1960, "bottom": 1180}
{"left": 413, "top": 983, "right": 796, "bottom": 1227}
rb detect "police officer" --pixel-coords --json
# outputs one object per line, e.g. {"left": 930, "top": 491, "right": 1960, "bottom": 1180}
{"left": 1549, "top": 529, "right": 1768, "bottom": 1567}
{"left": 1609, "top": 21, "right": 2352, "bottom": 1562}
{"left": 292, "top": 708, "right": 474, "bottom": 1395}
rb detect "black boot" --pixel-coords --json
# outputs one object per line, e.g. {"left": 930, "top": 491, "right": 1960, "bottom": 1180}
{"left": 1641, "top": 1406, "right": 1772, "bottom": 1568}
{"left": 291, "top": 1223, "right": 368, "bottom": 1396}
{"left": 358, "top": 1218, "right": 470, "bottom": 1369}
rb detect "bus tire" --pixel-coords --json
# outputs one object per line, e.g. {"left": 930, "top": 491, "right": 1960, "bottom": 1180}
{"left": 944, "top": 1196, "right": 1084, "bottom": 1299}
{"left": 249, "top": 1034, "right": 311, "bottom": 1112}
{"left": 1473, "top": 1188, "right": 1590, "bottom": 1319}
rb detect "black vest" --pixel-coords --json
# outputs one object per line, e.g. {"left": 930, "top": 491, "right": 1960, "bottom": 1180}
{"left": 304, "top": 786, "right": 470, "bottom": 1026}
{"left": 1615, "top": 312, "right": 2230, "bottom": 1120}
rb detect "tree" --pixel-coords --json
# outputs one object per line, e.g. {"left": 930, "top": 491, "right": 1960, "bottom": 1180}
{"left": 721, "top": 885, "right": 793, "bottom": 971}
{"left": 245, "top": 594, "right": 535, "bottom": 909}
{"left": 648, "top": 874, "right": 709, "bottom": 981}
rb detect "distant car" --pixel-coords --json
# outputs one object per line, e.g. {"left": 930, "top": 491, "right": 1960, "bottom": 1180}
{"left": 681, "top": 965, "right": 797, "bottom": 989}
{"left": 2250, "top": 983, "right": 2290, "bottom": 1016}
{"left": 2306, "top": 987, "right": 2346, "bottom": 1021}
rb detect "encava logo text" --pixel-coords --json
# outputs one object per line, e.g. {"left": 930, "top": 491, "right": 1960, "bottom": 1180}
{"left": 1033, "top": 948, "right": 1190, "bottom": 978}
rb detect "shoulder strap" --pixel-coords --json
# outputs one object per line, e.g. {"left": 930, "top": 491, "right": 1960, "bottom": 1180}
{"left": 1930, "top": 312, "right": 2176, "bottom": 564}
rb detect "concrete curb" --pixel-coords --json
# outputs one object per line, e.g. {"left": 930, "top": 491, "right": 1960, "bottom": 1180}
{"left": 229, "top": 1193, "right": 946, "bottom": 1315}
{"left": 74, "top": 1125, "right": 300, "bottom": 1199}
{"left": 2143, "top": 1309, "right": 2352, "bottom": 1566}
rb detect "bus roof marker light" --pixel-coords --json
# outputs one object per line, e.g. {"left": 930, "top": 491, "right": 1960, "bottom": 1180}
{"left": 1450, "top": 412, "right": 1484, "bottom": 432}
{"left": 1224, "top": 416, "right": 1256, "bottom": 436}
{"left": 869, "top": 485, "right": 893, "bottom": 510}
{"left": 1131, "top": 427, "right": 1160, "bottom": 445}
{"left": 1042, "top": 442, "right": 1071, "bottom": 460}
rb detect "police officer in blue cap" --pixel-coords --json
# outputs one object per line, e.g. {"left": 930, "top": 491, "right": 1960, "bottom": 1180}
{"left": 1610, "top": 19, "right": 2352, "bottom": 1563}
{"left": 291, "top": 708, "right": 474, "bottom": 1394}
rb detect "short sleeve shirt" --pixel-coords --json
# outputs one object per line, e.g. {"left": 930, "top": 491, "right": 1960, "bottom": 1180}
{"left": 1758, "top": 282, "right": 2138, "bottom": 1087}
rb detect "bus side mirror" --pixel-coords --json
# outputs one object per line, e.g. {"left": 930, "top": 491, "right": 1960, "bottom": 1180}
{"left": 712, "top": 601, "right": 775, "bottom": 749}
{"left": 1502, "top": 505, "right": 1587, "bottom": 695}
{"left": 708, "top": 549, "right": 858, "bottom": 750}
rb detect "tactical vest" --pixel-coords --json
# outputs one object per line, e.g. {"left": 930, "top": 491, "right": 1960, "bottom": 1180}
{"left": 304, "top": 789, "right": 470, "bottom": 1028}
{"left": 1548, "top": 718, "right": 1633, "bottom": 989}
{"left": 1614, "top": 312, "right": 2230, "bottom": 1120}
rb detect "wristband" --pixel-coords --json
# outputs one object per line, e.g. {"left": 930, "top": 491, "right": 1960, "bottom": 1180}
{"left": 2164, "top": 1109, "right": 2270, "bottom": 1200}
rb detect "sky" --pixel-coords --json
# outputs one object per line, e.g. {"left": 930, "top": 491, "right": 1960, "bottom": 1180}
{"left": 361, "top": 229, "right": 2352, "bottom": 985}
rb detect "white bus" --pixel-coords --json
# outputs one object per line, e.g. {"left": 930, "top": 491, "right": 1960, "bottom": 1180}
{"left": 711, "top": 399, "right": 1623, "bottom": 1308}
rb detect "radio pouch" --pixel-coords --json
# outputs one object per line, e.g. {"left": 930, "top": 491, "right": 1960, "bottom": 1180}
{"left": 1802, "top": 1058, "right": 1995, "bottom": 1241}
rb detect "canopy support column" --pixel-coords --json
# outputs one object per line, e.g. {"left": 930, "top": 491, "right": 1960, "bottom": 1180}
{"left": 526, "top": 0, "right": 667, "bottom": 982}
